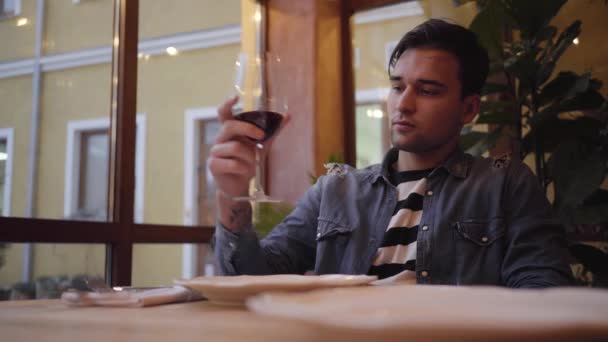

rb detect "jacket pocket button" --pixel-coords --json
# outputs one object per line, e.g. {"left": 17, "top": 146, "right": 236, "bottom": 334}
{"left": 481, "top": 236, "right": 488, "bottom": 243}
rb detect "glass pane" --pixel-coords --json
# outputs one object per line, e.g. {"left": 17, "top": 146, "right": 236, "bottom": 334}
{"left": 0, "top": 139, "right": 6, "bottom": 215}
{"left": 77, "top": 131, "right": 109, "bottom": 220}
{"left": 356, "top": 104, "right": 389, "bottom": 168}
{"left": 137, "top": 0, "right": 241, "bottom": 226}
{"left": 351, "top": 2, "right": 428, "bottom": 168}
{"left": 0, "top": 243, "right": 105, "bottom": 301}
{"left": 0, "top": 1, "right": 114, "bottom": 220}
{"left": 132, "top": 243, "right": 212, "bottom": 286}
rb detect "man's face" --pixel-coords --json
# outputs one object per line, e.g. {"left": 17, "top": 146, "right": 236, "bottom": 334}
{"left": 387, "top": 47, "right": 477, "bottom": 153}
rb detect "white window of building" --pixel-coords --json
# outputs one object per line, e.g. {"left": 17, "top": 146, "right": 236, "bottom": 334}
{"left": 0, "top": 128, "right": 14, "bottom": 216}
{"left": 1, "top": 0, "right": 21, "bottom": 18}
{"left": 64, "top": 116, "right": 146, "bottom": 222}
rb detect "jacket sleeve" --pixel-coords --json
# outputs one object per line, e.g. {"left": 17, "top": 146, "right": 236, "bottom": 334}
{"left": 213, "top": 177, "right": 323, "bottom": 275}
{"left": 501, "top": 161, "right": 574, "bottom": 287}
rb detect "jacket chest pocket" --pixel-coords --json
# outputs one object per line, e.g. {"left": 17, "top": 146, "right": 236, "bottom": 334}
{"left": 454, "top": 217, "right": 505, "bottom": 246}
{"left": 450, "top": 217, "right": 506, "bottom": 284}
{"left": 315, "top": 219, "right": 355, "bottom": 273}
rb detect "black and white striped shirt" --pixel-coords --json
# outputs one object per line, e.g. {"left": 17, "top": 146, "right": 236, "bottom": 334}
{"left": 369, "top": 168, "right": 433, "bottom": 283}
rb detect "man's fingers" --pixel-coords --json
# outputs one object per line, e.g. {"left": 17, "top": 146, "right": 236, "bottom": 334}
{"left": 217, "top": 95, "right": 239, "bottom": 123}
{"left": 208, "top": 156, "right": 253, "bottom": 177}
{"left": 215, "top": 120, "right": 265, "bottom": 144}
{"left": 209, "top": 141, "right": 256, "bottom": 165}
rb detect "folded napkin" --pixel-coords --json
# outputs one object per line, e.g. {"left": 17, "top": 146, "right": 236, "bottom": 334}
{"left": 61, "top": 286, "right": 203, "bottom": 308}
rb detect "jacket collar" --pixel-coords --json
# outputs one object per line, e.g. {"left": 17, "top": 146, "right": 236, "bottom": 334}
{"left": 365, "top": 146, "right": 470, "bottom": 184}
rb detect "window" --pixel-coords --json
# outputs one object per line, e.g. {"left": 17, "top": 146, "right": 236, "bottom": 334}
{"left": 0, "top": 128, "right": 14, "bottom": 216}
{"left": 65, "top": 116, "right": 146, "bottom": 223}
{"left": 0, "top": 0, "right": 21, "bottom": 18}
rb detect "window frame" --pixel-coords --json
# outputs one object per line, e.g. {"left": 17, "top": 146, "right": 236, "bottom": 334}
{"left": 0, "top": 0, "right": 403, "bottom": 286}
{"left": 64, "top": 116, "right": 146, "bottom": 223}
{"left": 0, "top": 0, "right": 213, "bottom": 287}
{"left": 0, "top": 128, "right": 14, "bottom": 217}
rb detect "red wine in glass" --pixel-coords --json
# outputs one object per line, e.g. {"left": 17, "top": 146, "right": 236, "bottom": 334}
{"left": 234, "top": 110, "right": 283, "bottom": 142}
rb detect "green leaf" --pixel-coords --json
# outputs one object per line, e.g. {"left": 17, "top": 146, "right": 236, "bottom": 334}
{"left": 459, "top": 131, "right": 487, "bottom": 152}
{"left": 475, "top": 111, "right": 517, "bottom": 124}
{"left": 548, "top": 140, "right": 606, "bottom": 209}
{"left": 560, "top": 203, "right": 608, "bottom": 225}
{"left": 541, "top": 20, "right": 581, "bottom": 65}
{"left": 461, "top": 127, "right": 503, "bottom": 156}
{"left": 504, "top": 0, "right": 567, "bottom": 39}
{"left": 479, "top": 100, "right": 517, "bottom": 114}
{"left": 538, "top": 71, "right": 583, "bottom": 107}
{"left": 469, "top": 0, "right": 510, "bottom": 60}
{"left": 534, "top": 25, "right": 557, "bottom": 43}
{"left": 481, "top": 82, "right": 510, "bottom": 95}
{"left": 535, "top": 61, "right": 556, "bottom": 88}
{"left": 558, "top": 89, "right": 606, "bottom": 112}
{"left": 522, "top": 116, "right": 605, "bottom": 156}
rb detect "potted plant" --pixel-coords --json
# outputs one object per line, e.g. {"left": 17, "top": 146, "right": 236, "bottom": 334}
{"left": 455, "top": 0, "right": 608, "bottom": 286}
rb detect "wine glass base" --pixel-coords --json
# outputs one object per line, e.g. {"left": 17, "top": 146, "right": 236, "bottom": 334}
{"left": 233, "top": 191, "right": 282, "bottom": 203}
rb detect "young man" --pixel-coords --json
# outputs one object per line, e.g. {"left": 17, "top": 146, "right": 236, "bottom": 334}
{"left": 208, "top": 19, "right": 573, "bottom": 287}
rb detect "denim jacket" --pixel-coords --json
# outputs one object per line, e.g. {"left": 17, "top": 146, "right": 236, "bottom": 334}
{"left": 214, "top": 148, "right": 573, "bottom": 287}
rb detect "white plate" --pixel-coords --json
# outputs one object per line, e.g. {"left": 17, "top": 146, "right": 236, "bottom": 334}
{"left": 175, "top": 274, "right": 377, "bottom": 306}
{"left": 247, "top": 285, "right": 608, "bottom": 339}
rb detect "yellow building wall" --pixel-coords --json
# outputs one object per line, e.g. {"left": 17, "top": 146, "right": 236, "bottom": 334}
{"left": 36, "top": 64, "right": 112, "bottom": 219}
{"left": 0, "top": 75, "right": 32, "bottom": 218}
{"left": 139, "top": 0, "right": 240, "bottom": 39}
{"left": 43, "top": 0, "right": 240, "bottom": 56}
{"left": 43, "top": 0, "right": 113, "bottom": 55}
{"left": 0, "top": 0, "right": 37, "bottom": 62}
{"left": 0, "top": 75, "right": 32, "bottom": 286}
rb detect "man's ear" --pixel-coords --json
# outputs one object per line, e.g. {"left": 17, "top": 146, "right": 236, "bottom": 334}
{"left": 462, "top": 94, "right": 480, "bottom": 124}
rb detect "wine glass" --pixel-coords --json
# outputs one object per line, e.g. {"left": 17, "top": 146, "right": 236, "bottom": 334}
{"left": 231, "top": 52, "right": 287, "bottom": 203}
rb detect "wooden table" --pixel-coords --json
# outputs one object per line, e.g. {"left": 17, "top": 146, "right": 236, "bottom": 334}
{"left": 2, "top": 287, "right": 608, "bottom": 341}
{"left": 0, "top": 299, "right": 321, "bottom": 342}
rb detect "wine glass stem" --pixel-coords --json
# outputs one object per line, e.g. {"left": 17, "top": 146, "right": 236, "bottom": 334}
{"left": 253, "top": 143, "right": 265, "bottom": 196}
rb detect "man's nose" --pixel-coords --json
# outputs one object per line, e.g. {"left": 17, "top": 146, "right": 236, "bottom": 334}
{"left": 397, "top": 87, "right": 415, "bottom": 114}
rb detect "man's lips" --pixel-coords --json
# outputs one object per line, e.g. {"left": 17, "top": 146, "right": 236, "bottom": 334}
{"left": 392, "top": 120, "right": 415, "bottom": 132}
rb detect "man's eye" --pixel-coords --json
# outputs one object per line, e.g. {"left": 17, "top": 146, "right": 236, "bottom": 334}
{"left": 391, "top": 86, "right": 403, "bottom": 92}
{"left": 420, "top": 88, "right": 439, "bottom": 96}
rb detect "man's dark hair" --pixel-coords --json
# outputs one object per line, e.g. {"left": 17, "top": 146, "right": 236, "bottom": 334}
{"left": 388, "top": 19, "right": 490, "bottom": 98}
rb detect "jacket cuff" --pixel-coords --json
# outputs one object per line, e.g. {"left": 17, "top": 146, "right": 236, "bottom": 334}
{"left": 213, "top": 222, "right": 255, "bottom": 275}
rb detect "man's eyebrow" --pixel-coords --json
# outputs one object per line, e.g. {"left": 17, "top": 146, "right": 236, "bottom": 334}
{"left": 417, "top": 79, "right": 447, "bottom": 88}
{"left": 389, "top": 76, "right": 447, "bottom": 88}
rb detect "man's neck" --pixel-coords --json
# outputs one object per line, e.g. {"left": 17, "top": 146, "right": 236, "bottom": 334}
{"left": 394, "top": 141, "right": 458, "bottom": 172}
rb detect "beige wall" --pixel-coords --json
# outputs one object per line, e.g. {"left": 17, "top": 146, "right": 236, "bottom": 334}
{"left": 36, "top": 64, "right": 112, "bottom": 219}
{"left": 43, "top": 0, "right": 240, "bottom": 55}
{"left": 0, "top": 75, "right": 32, "bottom": 219}
{"left": 0, "top": 0, "right": 37, "bottom": 62}
{"left": 139, "top": 0, "right": 240, "bottom": 39}
{"left": 43, "top": 0, "right": 113, "bottom": 55}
